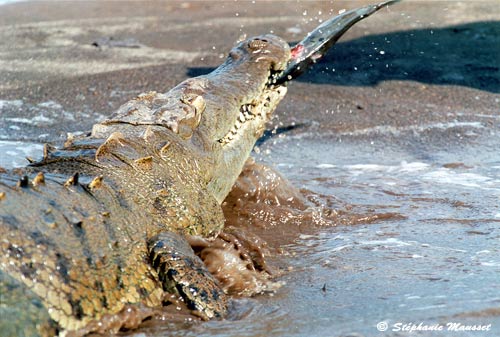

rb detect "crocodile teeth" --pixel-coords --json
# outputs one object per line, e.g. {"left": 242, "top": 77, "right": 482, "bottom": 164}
{"left": 218, "top": 103, "right": 258, "bottom": 144}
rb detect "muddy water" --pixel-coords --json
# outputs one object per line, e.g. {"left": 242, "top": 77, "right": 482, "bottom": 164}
{"left": 1, "top": 121, "right": 499, "bottom": 337}
{"left": 117, "top": 122, "right": 499, "bottom": 336}
{"left": 248, "top": 132, "right": 500, "bottom": 337}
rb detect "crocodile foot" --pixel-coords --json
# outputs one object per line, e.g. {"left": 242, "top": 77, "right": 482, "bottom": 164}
{"left": 147, "top": 232, "right": 228, "bottom": 320}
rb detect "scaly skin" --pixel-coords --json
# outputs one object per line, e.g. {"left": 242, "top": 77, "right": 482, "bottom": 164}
{"left": 0, "top": 2, "right": 400, "bottom": 334}
{"left": 0, "top": 35, "right": 290, "bottom": 336}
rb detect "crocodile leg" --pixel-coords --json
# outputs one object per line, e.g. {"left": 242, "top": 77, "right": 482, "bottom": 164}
{"left": 147, "top": 232, "right": 228, "bottom": 320}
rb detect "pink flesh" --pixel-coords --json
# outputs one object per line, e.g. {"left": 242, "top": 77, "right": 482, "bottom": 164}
{"left": 290, "top": 44, "right": 305, "bottom": 59}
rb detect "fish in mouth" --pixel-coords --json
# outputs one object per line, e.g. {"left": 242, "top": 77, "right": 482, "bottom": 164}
{"left": 0, "top": 1, "right": 399, "bottom": 336}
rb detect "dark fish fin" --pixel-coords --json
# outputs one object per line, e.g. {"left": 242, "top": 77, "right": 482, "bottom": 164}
{"left": 273, "top": 0, "right": 401, "bottom": 85}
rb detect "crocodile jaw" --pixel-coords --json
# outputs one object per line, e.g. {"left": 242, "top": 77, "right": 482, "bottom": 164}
{"left": 90, "top": 34, "right": 290, "bottom": 205}
{"left": 198, "top": 35, "right": 290, "bottom": 204}
{"left": 207, "top": 83, "right": 287, "bottom": 204}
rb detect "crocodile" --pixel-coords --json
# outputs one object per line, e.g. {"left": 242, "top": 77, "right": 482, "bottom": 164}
{"left": 0, "top": 2, "right": 399, "bottom": 336}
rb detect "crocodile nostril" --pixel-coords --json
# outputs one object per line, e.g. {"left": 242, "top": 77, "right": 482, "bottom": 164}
{"left": 248, "top": 39, "right": 268, "bottom": 50}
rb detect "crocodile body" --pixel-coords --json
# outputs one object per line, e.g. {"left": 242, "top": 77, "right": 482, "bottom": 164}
{"left": 0, "top": 35, "right": 290, "bottom": 336}
{"left": 0, "top": 2, "right": 399, "bottom": 335}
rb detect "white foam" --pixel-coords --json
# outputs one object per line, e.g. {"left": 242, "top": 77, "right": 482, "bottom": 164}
{"left": 338, "top": 121, "right": 484, "bottom": 137}
{"left": 357, "top": 238, "right": 413, "bottom": 247}
{"left": 6, "top": 114, "right": 54, "bottom": 125}
{"left": 330, "top": 244, "right": 353, "bottom": 252}
{"left": 423, "top": 168, "right": 496, "bottom": 189}
{"left": 316, "top": 163, "right": 336, "bottom": 169}
{"left": 410, "top": 304, "right": 447, "bottom": 311}
{"left": 398, "top": 161, "right": 431, "bottom": 172}
{"left": 475, "top": 114, "right": 500, "bottom": 119}
{"left": 346, "top": 164, "right": 385, "bottom": 171}
{"left": 406, "top": 295, "right": 421, "bottom": 300}
{"left": 38, "top": 100, "right": 63, "bottom": 110}
{"left": 475, "top": 250, "right": 491, "bottom": 255}
{"left": 276, "top": 163, "right": 295, "bottom": 169}
{"left": 345, "top": 161, "right": 430, "bottom": 174}
{"left": 0, "top": 99, "right": 23, "bottom": 109}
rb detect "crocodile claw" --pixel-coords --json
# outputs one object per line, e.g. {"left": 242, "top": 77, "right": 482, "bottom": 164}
{"left": 271, "top": 0, "right": 400, "bottom": 85}
{"left": 148, "top": 232, "right": 228, "bottom": 320}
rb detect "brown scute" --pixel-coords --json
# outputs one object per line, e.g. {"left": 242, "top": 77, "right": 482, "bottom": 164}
{"left": 43, "top": 144, "right": 55, "bottom": 160}
{"left": 95, "top": 132, "right": 127, "bottom": 163}
{"left": 32, "top": 172, "right": 45, "bottom": 186}
{"left": 64, "top": 172, "right": 79, "bottom": 187}
{"left": 134, "top": 156, "right": 154, "bottom": 171}
{"left": 88, "top": 176, "right": 103, "bottom": 189}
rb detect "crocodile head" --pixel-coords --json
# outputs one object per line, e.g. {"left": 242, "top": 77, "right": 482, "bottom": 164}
{"left": 195, "top": 35, "right": 291, "bottom": 203}
{"left": 90, "top": 1, "right": 400, "bottom": 207}
{"left": 92, "top": 34, "right": 290, "bottom": 204}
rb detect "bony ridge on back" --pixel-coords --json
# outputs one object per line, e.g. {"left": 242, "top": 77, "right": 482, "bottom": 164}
{"left": 0, "top": 2, "right": 400, "bottom": 335}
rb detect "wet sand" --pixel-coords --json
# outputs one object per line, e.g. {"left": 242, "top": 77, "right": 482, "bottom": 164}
{"left": 1, "top": 1, "right": 500, "bottom": 336}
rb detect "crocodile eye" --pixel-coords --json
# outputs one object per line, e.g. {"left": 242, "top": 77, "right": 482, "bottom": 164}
{"left": 248, "top": 38, "right": 268, "bottom": 50}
